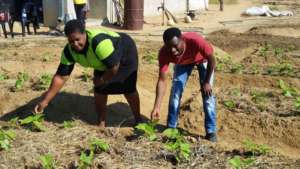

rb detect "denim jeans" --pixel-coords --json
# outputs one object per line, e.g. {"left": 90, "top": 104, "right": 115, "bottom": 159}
{"left": 167, "top": 62, "right": 217, "bottom": 134}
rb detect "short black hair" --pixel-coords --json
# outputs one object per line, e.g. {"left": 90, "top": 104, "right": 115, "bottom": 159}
{"left": 163, "top": 27, "right": 182, "bottom": 43}
{"left": 64, "top": 19, "right": 85, "bottom": 36}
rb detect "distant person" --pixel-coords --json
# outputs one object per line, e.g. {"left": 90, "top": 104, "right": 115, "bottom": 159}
{"left": 73, "top": 0, "right": 86, "bottom": 26}
{"left": 219, "top": 0, "right": 224, "bottom": 11}
{"left": 34, "top": 20, "right": 141, "bottom": 127}
{"left": 150, "top": 27, "right": 218, "bottom": 142}
{"left": 204, "top": 0, "right": 223, "bottom": 11}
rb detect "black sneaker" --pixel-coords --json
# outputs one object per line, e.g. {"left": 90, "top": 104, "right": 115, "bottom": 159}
{"left": 205, "top": 133, "right": 217, "bottom": 142}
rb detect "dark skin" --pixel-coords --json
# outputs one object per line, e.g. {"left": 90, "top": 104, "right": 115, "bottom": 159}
{"left": 150, "top": 36, "right": 216, "bottom": 120}
{"left": 34, "top": 31, "right": 141, "bottom": 127}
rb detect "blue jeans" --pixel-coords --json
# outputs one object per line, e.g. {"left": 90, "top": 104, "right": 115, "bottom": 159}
{"left": 167, "top": 63, "right": 217, "bottom": 134}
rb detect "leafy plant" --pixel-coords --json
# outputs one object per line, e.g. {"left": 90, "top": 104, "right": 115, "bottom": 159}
{"left": 278, "top": 79, "right": 299, "bottom": 97}
{"left": 78, "top": 150, "right": 94, "bottom": 169}
{"left": 39, "top": 154, "right": 56, "bottom": 169}
{"left": 250, "top": 90, "right": 273, "bottom": 104}
{"left": 229, "top": 88, "right": 241, "bottom": 97}
{"left": 258, "top": 43, "right": 272, "bottom": 58}
{"left": 19, "top": 114, "right": 46, "bottom": 131}
{"left": 36, "top": 74, "right": 52, "bottom": 90}
{"left": 0, "top": 129, "right": 16, "bottom": 151}
{"left": 249, "top": 64, "right": 260, "bottom": 74}
{"left": 63, "top": 120, "right": 75, "bottom": 128}
{"left": 143, "top": 52, "right": 157, "bottom": 64}
{"left": 229, "top": 156, "right": 255, "bottom": 169}
{"left": 14, "top": 72, "right": 29, "bottom": 91}
{"left": 230, "top": 63, "right": 244, "bottom": 74}
{"left": 242, "top": 139, "right": 270, "bottom": 156}
{"left": 9, "top": 117, "right": 19, "bottom": 128}
{"left": 295, "top": 98, "right": 300, "bottom": 110}
{"left": 274, "top": 47, "right": 285, "bottom": 58}
{"left": 0, "top": 72, "right": 9, "bottom": 81}
{"left": 224, "top": 100, "right": 236, "bottom": 109}
{"left": 266, "top": 63, "right": 293, "bottom": 76}
{"left": 163, "top": 128, "right": 191, "bottom": 162}
{"left": 90, "top": 138, "right": 109, "bottom": 153}
{"left": 135, "top": 120, "right": 158, "bottom": 141}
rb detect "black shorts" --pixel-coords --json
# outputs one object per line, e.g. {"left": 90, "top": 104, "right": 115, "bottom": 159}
{"left": 94, "top": 70, "right": 137, "bottom": 95}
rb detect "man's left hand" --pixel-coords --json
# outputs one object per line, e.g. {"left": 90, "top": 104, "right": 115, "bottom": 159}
{"left": 202, "top": 82, "right": 212, "bottom": 96}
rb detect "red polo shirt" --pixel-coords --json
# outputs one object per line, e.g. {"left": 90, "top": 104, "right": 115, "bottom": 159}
{"left": 159, "top": 32, "right": 214, "bottom": 73}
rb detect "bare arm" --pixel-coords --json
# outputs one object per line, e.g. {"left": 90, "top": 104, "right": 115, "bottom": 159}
{"left": 35, "top": 74, "right": 69, "bottom": 113}
{"left": 202, "top": 54, "right": 216, "bottom": 96}
{"left": 151, "top": 71, "right": 168, "bottom": 120}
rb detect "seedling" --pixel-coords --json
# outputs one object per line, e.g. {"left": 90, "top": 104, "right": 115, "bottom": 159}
{"left": 19, "top": 114, "right": 46, "bottom": 132}
{"left": 224, "top": 100, "right": 236, "bottom": 109}
{"left": 163, "top": 128, "right": 191, "bottom": 162}
{"left": 36, "top": 74, "right": 52, "bottom": 90}
{"left": 278, "top": 79, "right": 299, "bottom": 97}
{"left": 14, "top": 72, "right": 29, "bottom": 91}
{"left": 228, "top": 156, "right": 255, "bottom": 169}
{"left": 242, "top": 139, "right": 270, "bottom": 156}
{"left": 295, "top": 98, "right": 300, "bottom": 110}
{"left": 230, "top": 63, "right": 244, "bottom": 74}
{"left": 274, "top": 47, "right": 285, "bottom": 58}
{"left": 63, "top": 120, "right": 75, "bottom": 128}
{"left": 250, "top": 64, "right": 260, "bottom": 74}
{"left": 135, "top": 120, "right": 158, "bottom": 141}
{"left": 250, "top": 90, "right": 273, "bottom": 104}
{"left": 229, "top": 88, "right": 241, "bottom": 97}
{"left": 143, "top": 52, "right": 157, "bottom": 64}
{"left": 39, "top": 154, "right": 56, "bottom": 169}
{"left": 258, "top": 43, "right": 272, "bottom": 58}
{"left": 89, "top": 138, "right": 109, "bottom": 153}
{"left": 0, "top": 129, "right": 16, "bottom": 151}
{"left": 78, "top": 150, "right": 94, "bottom": 169}
{"left": 9, "top": 117, "right": 19, "bottom": 128}
{"left": 0, "top": 72, "right": 8, "bottom": 81}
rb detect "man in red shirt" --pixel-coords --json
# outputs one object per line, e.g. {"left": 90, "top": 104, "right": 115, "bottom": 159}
{"left": 151, "top": 27, "right": 217, "bottom": 142}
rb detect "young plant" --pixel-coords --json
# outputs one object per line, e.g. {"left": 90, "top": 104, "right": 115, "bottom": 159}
{"left": 229, "top": 156, "right": 255, "bottom": 169}
{"left": 250, "top": 64, "right": 260, "bottom": 74}
{"left": 143, "top": 52, "right": 157, "bottom": 64}
{"left": 0, "top": 129, "right": 16, "bottom": 151}
{"left": 63, "top": 120, "right": 75, "bottom": 128}
{"left": 242, "top": 139, "right": 270, "bottom": 156}
{"left": 39, "top": 154, "right": 56, "bottom": 169}
{"left": 274, "top": 47, "right": 285, "bottom": 58}
{"left": 37, "top": 74, "right": 52, "bottom": 90}
{"left": 0, "top": 72, "right": 8, "bottom": 81}
{"left": 89, "top": 138, "right": 109, "bottom": 153}
{"left": 78, "top": 150, "right": 94, "bottom": 169}
{"left": 250, "top": 90, "right": 273, "bottom": 104}
{"left": 230, "top": 63, "right": 244, "bottom": 74}
{"left": 278, "top": 79, "right": 299, "bottom": 97}
{"left": 135, "top": 120, "right": 158, "bottom": 141}
{"left": 19, "top": 114, "right": 46, "bottom": 132}
{"left": 163, "top": 128, "right": 191, "bottom": 162}
{"left": 9, "top": 117, "right": 19, "bottom": 128}
{"left": 224, "top": 100, "right": 236, "bottom": 109}
{"left": 14, "top": 72, "right": 29, "bottom": 91}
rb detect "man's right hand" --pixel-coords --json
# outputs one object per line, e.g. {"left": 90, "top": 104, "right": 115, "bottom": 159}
{"left": 34, "top": 101, "right": 48, "bottom": 114}
{"left": 151, "top": 108, "right": 160, "bottom": 120}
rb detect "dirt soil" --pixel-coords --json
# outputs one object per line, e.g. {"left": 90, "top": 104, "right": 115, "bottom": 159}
{"left": 1, "top": 0, "right": 300, "bottom": 169}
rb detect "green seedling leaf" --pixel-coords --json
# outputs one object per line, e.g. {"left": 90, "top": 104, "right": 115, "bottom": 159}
{"left": 78, "top": 151, "right": 94, "bottom": 169}
{"left": 90, "top": 138, "right": 109, "bottom": 153}
{"left": 229, "top": 156, "right": 242, "bottom": 169}
{"left": 63, "top": 121, "right": 75, "bottom": 128}
{"left": 40, "top": 154, "right": 56, "bottom": 169}
{"left": 135, "top": 121, "right": 158, "bottom": 141}
{"left": 0, "top": 129, "right": 16, "bottom": 151}
{"left": 224, "top": 100, "right": 236, "bottom": 109}
{"left": 19, "top": 114, "right": 46, "bottom": 132}
{"left": 163, "top": 128, "right": 181, "bottom": 140}
{"left": 37, "top": 74, "right": 52, "bottom": 90}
